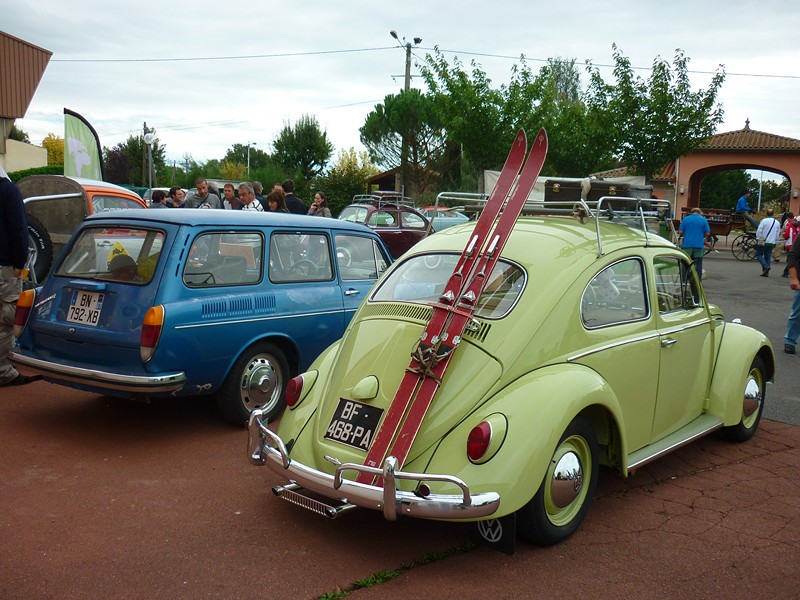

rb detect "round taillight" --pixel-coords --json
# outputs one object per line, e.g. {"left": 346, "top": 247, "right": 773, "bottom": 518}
{"left": 467, "top": 421, "right": 492, "bottom": 462}
{"left": 285, "top": 375, "right": 304, "bottom": 408}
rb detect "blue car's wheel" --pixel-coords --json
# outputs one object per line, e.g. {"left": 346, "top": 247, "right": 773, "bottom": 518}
{"left": 217, "top": 342, "right": 289, "bottom": 427}
{"left": 517, "top": 416, "right": 598, "bottom": 546}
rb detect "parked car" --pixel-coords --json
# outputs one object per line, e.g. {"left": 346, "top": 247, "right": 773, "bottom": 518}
{"left": 248, "top": 197, "right": 774, "bottom": 550}
{"left": 419, "top": 206, "right": 470, "bottom": 230}
{"left": 19, "top": 175, "right": 148, "bottom": 281}
{"left": 11, "top": 209, "right": 391, "bottom": 425}
{"left": 338, "top": 197, "right": 433, "bottom": 259}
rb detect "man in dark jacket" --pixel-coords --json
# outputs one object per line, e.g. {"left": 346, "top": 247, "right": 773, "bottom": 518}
{"left": 281, "top": 179, "right": 306, "bottom": 215}
{"left": 0, "top": 165, "right": 38, "bottom": 386}
{"left": 783, "top": 234, "right": 800, "bottom": 353}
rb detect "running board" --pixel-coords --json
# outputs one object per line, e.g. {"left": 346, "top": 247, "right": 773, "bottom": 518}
{"left": 272, "top": 483, "right": 357, "bottom": 519}
{"left": 627, "top": 414, "right": 724, "bottom": 474}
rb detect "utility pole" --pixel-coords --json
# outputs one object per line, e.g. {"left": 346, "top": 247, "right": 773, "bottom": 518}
{"left": 142, "top": 122, "right": 147, "bottom": 187}
{"left": 390, "top": 30, "right": 421, "bottom": 198}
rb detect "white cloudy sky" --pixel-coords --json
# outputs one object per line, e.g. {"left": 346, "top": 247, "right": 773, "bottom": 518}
{"left": 4, "top": 0, "right": 800, "bottom": 170}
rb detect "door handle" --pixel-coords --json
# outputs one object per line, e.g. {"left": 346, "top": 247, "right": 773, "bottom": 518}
{"left": 344, "top": 289, "right": 360, "bottom": 296}
{"left": 661, "top": 338, "right": 677, "bottom": 348}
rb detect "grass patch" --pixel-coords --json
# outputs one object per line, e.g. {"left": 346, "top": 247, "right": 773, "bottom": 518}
{"left": 318, "top": 540, "right": 476, "bottom": 599}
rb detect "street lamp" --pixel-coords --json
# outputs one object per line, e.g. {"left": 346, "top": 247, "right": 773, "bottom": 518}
{"left": 143, "top": 132, "right": 155, "bottom": 190}
{"left": 247, "top": 141, "right": 257, "bottom": 176}
{"left": 389, "top": 30, "right": 422, "bottom": 196}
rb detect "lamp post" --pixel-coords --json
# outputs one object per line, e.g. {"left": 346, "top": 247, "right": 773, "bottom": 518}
{"left": 390, "top": 30, "right": 421, "bottom": 196}
{"left": 247, "top": 142, "right": 257, "bottom": 176}
{"left": 143, "top": 132, "right": 155, "bottom": 190}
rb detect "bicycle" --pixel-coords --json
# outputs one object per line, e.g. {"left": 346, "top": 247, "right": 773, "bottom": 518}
{"left": 731, "top": 231, "right": 758, "bottom": 261}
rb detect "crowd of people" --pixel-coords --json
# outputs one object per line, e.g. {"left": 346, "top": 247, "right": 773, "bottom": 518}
{"left": 153, "top": 177, "right": 333, "bottom": 218}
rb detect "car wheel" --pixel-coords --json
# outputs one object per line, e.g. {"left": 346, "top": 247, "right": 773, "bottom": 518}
{"left": 517, "top": 416, "right": 599, "bottom": 546}
{"left": 721, "top": 356, "right": 765, "bottom": 442}
{"left": 216, "top": 342, "right": 289, "bottom": 426}
{"left": 27, "top": 214, "right": 53, "bottom": 282}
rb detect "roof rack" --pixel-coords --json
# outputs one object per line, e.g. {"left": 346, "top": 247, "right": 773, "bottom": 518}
{"left": 352, "top": 191, "right": 416, "bottom": 209}
{"left": 435, "top": 191, "right": 678, "bottom": 257}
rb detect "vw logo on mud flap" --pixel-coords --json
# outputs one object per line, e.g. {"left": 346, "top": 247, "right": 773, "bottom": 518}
{"left": 477, "top": 519, "right": 503, "bottom": 543}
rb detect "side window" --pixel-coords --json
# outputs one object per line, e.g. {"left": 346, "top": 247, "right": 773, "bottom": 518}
{"left": 336, "top": 234, "right": 390, "bottom": 280}
{"left": 581, "top": 258, "right": 648, "bottom": 328}
{"left": 653, "top": 256, "right": 702, "bottom": 313}
{"left": 367, "top": 210, "right": 397, "bottom": 227}
{"left": 92, "top": 194, "right": 143, "bottom": 212}
{"left": 183, "top": 231, "right": 263, "bottom": 287}
{"left": 269, "top": 232, "right": 333, "bottom": 283}
{"left": 402, "top": 210, "right": 427, "bottom": 229}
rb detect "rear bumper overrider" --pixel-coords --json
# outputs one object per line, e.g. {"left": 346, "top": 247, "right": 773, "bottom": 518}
{"left": 247, "top": 409, "right": 501, "bottom": 521}
{"left": 9, "top": 351, "right": 186, "bottom": 393}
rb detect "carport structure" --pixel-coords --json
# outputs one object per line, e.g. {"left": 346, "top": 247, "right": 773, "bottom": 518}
{"left": 675, "top": 120, "right": 800, "bottom": 215}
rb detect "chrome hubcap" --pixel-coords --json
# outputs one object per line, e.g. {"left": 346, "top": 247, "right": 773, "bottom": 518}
{"left": 743, "top": 375, "right": 762, "bottom": 418}
{"left": 240, "top": 356, "right": 280, "bottom": 412}
{"left": 550, "top": 451, "right": 583, "bottom": 509}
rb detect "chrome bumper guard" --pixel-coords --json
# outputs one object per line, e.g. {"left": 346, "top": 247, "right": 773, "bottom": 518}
{"left": 247, "top": 409, "right": 500, "bottom": 521}
{"left": 9, "top": 351, "right": 186, "bottom": 393}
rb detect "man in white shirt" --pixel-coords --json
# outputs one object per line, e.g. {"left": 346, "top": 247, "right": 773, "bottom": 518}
{"left": 238, "top": 182, "right": 263, "bottom": 211}
{"left": 755, "top": 209, "right": 780, "bottom": 276}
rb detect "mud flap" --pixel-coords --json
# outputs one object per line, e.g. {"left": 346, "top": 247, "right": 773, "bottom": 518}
{"left": 469, "top": 513, "right": 516, "bottom": 555}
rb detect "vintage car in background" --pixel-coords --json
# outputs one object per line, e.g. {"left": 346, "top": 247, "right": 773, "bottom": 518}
{"left": 248, "top": 197, "right": 774, "bottom": 550}
{"left": 11, "top": 209, "right": 391, "bottom": 425}
{"left": 19, "top": 175, "right": 148, "bottom": 281}
{"left": 419, "top": 206, "right": 470, "bottom": 230}
{"left": 338, "top": 195, "right": 433, "bottom": 259}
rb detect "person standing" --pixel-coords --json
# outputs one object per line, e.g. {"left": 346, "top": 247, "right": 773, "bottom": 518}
{"left": 149, "top": 189, "right": 168, "bottom": 208}
{"left": 755, "top": 208, "right": 780, "bottom": 276}
{"left": 237, "top": 182, "right": 264, "bottom": 211}
{"left": 222, "top": 183, "right": 242, "bottom": 210}
{"left": 0, "top": 165, "right": 38, "bottom": 386}
{"left": 783, "top": 216, "right": 800, "bottom": 277}
{"left": 735, "top": 190, "right": 758, "bottom": 229}
{"left": 678, "top": 207, "right": 711, "bottom": 279}
{"left": 266, "top": 189, "right": 289, "bottom": 213}
{"left": 166, "top": 186, "right": 185, "bottom": 207}
{"left": 184, "top": 178, "right": 221, "bottom": 209}
{"left": 281, "top": 179, "right": 306, "bottom": 215}
{"left": 307, "top": 192, "right": 332, "bottom": 217}
{"left": 783, "top": 234, "right": 800, "bottom": 353}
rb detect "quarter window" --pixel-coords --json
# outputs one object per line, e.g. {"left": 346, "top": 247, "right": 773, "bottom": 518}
{"left": 401, "top": 211, "right": 427, "bottom": 229}
{"left": 653, "top": 256, "right": 702, "bottom": 313}
{"left": 581, "top": 258, "right": 648, "bottom": 328}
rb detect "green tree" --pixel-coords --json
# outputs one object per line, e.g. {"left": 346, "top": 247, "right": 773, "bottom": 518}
{"left": 586, "top": 45, "right": 726, "bottom": 178}
{"left": 42, "top": 133, "right": 64, "bottom": 166}
{"left": 272, "top": 114, "right": 334, "bottom": 183}
{"left": 9, "top": 123, "right": 30, "bottom": 143}
{"left": 360, "top": 89, "right": 449, "bottom": 196}
{"left": 104, "top": 132, "right": 167, "bottom": 186}
{"left": 316, "top": 148, "right": 379, "bottom": 216}
{"left": 224, "top": 143, "right": 270, "bottom": 173}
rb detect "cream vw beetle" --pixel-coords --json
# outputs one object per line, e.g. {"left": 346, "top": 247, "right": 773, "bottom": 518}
{"left": 248, "top": 198, "right": 774, "bottom": 550}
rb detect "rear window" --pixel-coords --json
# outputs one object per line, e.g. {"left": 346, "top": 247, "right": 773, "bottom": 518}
{"left": 371, "top": 253, "right": 525, "bottom": 319}
{"left": 56, "top": 226, "right": 165, "bottom": 284}
{"left": 339, "top": 206, "right": 369, "bottom": 223}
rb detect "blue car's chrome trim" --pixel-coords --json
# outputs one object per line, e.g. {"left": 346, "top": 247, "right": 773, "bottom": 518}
{"left": 9, "top": 351, "right": 185, "bottom": 393}
{"left": 247, "top": 409, "right": 500, "bottom": 521}
{"left": 174, "top": 308, "right": 344, "bottom": 329}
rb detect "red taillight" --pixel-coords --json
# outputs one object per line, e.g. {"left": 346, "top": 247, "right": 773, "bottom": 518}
{"left": 140, "top": 305, "right": 164, "bottom": 362}
{"left": 467, "top": 421, "right": 492, "bottom": 462}
{"left": 285, "top": 375, "right": 304, "bottom": 408}
{"left": 13, "top": 289, "right": 35, "bottom": 338}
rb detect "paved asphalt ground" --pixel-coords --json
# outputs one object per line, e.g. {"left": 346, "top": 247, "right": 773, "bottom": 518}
{"left": 1, "top": 235, "right": 798, "bottom": 599}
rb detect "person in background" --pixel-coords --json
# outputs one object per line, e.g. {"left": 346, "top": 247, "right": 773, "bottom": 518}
{"left": 222, "top": 183, "right": 241, "bottom": 210}
{"left": 307, "top": 192, "right": 332, "bottom": 217}
{"left": 775, "top": 211, "right": 794, "bottom": 264}
{"left": 677, "top": 207, "right": 711, "bottom": 279}
{"left": 735, "top": 190, "right": 758, "bottom": 229}
{"left": 783, "top": 215, "right": 800, "bottom": 277}
{"left": 281, "top": 179, "right": 306, "bottom": 215}
{"left": 266, "top": 189, "right": 289, "bottom": 213}
{"left": 149, "top": 189, "right": 168, "bottom": 208}
{"left": 166, "top": 186, "right": 186, "bottom": 207}
{"left": 0, "top": 165, "right": 39, "bottom": 386}
{"left": 184, "top": 177, "right": 221, "bottom": 209}
{"left": 238, "top": 182, "right": 264, "bottom": 211}
{"left": 252, "top": 181, "right": 266, "bottom": 205}
{"left": 755, "top": 208, "right": 780, "bottom": 277}
{"left": 783, "top": 233, "right": 800, "bottom": 353}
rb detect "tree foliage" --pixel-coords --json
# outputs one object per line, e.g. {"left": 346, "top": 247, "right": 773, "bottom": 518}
{"left": 272, "top": 114, "right": 334, "bottom": 183}
{"left": 586, "top": 45, "right": 726, "bottom": 178}
{"left": 103, "top": 133, "right": 167, "bottom": 186}
{"left": 316, "top": 147, "right": 379, "bottom": 216}
{"left": 42, "top": 133, "right": 64, "bottom": 166}
{"left": 9, "top": 123, "right": 30, "bottom": 143}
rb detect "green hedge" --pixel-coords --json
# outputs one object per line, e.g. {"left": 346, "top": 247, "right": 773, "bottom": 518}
{"left": 8, "top": 165, "right": 63, "bottom": 183}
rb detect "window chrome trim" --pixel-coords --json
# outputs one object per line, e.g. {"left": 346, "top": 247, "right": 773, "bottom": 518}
{"left": 174, "top": 308, "right": 345, "bottom": 329}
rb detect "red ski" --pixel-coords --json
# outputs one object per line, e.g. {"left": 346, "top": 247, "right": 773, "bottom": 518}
{"left": 386, "top": 128, "right": 548, "bottom": 471}
{"left": 355, "top": 129, "right": 528, "bottom": 484}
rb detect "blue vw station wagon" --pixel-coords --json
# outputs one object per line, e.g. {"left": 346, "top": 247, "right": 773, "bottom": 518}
{"left": 11, "top": 209, "right": 391, "bottom": 425}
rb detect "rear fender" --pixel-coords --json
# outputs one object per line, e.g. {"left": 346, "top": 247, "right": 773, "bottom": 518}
{"left": 419, "top": 363, "right": 626, "bottom": 519}
{"left": 707, "top": 323, "right": 774, "bottom": 425}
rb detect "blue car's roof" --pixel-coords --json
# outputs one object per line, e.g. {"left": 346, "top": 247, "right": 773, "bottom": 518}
{"left": 84, "top": 208, "right": 376, "bottom": 234}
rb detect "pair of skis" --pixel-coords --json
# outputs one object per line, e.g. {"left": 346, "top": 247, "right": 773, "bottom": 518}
{"left": 356, "top": 128, "right": 549, "bottom": 485}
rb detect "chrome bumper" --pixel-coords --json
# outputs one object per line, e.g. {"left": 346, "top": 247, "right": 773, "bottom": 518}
{"left": 9, "top": 351, "right": 186, "bottom": 393}
{"left": 247, "top": 409, "right": 500, "bottom": 521}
